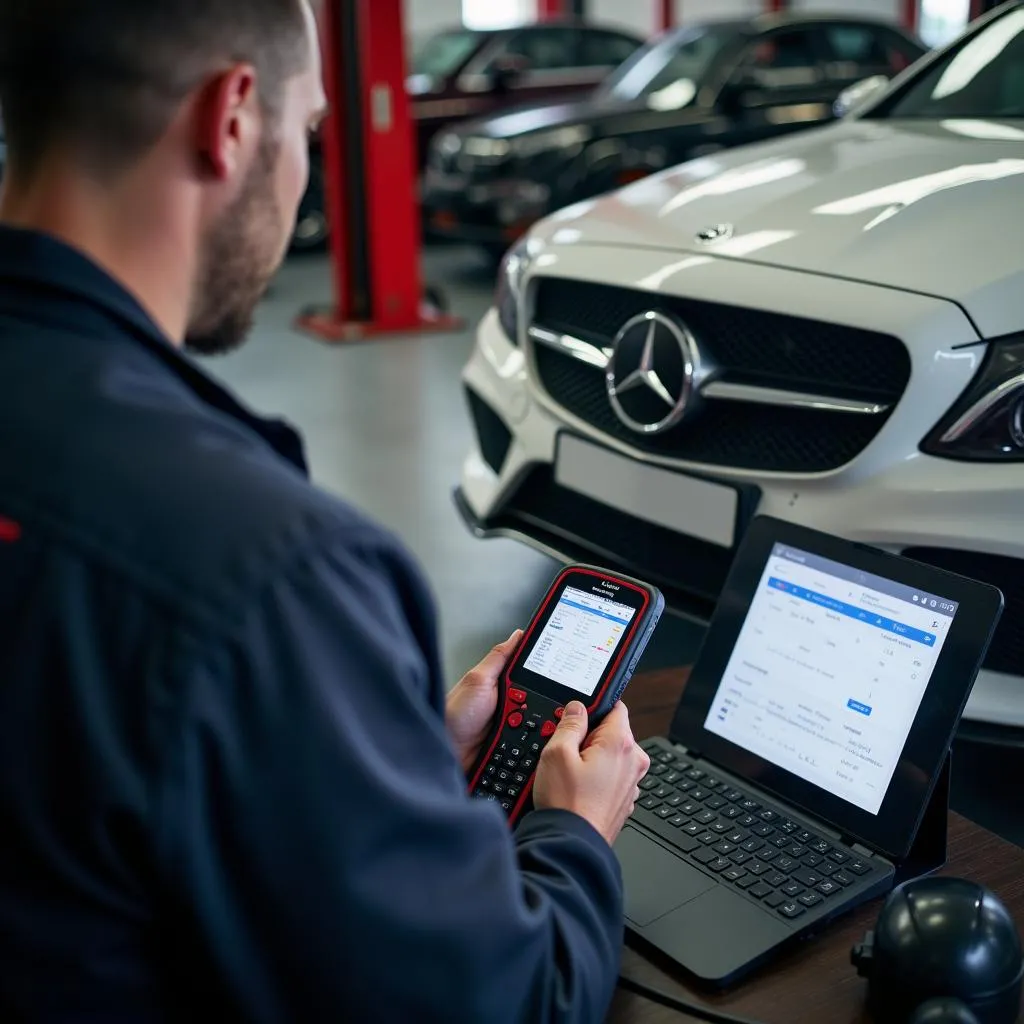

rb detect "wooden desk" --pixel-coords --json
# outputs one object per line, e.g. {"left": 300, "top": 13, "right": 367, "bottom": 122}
{"left": 608, "top": 668, "right": 1024, "bottom": 1024}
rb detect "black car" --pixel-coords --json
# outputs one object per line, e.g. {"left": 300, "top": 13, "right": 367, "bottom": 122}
{"left": 407, "top": 22, "right": 644, "bottom": 171}
{"left": 289, "top": 21, "right": 643, "bottom": 252}
{"left": 422, "top": 13, "right": 926, "bottom": 258}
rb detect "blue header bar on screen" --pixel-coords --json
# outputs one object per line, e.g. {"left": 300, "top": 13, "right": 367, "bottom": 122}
{"left": 558, "top": 598, "right": 632, "bottom": 626}
{"left": 772, "top": 544, "right": 958, "bottom": 618}
{"left": 767, "top": 578, "right": 937, "bottom": 647}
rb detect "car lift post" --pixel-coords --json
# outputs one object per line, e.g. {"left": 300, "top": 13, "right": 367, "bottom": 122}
{"left": 659, "top": 1, "right": 674, "bottom": 32}
{"left": 538, "top": 0, "right": 585, "bottom": 18}
{"left": 297, "top": 0, "right": 462, "bottom": 343}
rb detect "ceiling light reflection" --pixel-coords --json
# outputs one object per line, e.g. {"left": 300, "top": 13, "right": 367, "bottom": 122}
{"left": 942, "top": 118, "right": 1024, "bottom": 141}
{"left": 660, "top": 158, "right": 806, "bottom": 216}
{"left": 932, "top": 8, "right": 1024, "bottom": 100}
{"left": 638, "top": 256, "right": 714, "bottom": 289}
{"left": 814, "top": 160, "right": 1024, "bottom": 219}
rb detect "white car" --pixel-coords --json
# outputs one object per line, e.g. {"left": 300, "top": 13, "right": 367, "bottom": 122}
{"left": 456, "top": 2, "right": 1024, "bottom": 731}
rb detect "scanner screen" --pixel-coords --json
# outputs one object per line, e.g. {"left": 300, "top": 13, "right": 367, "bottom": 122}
{"left": 703, "top": 544, "right": 958, "bottom": 815}
{"left": 523, "top": 586, "right": 637, "bottom": 697}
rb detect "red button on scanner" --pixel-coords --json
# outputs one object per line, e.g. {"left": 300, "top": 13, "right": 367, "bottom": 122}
{"left": 508, "top": 712, "right": 523, "bottom": 729}
{"left": 509, "top": 688, "right": 527, "bottom": 705}
{"left": 554, "top": 707, "right": 564, "bottom": 719}
{"left": 541, "top": 721, "right": 556, "bottom": 738}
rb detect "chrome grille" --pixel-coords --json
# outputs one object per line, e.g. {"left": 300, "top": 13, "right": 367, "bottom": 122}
{"left": 529, "top": 277, "right": 911, "bottom": 474}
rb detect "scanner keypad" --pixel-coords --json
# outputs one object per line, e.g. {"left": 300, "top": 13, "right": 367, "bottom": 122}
{"left": 470, "top": 687, "right": 567, "bottom": 822}
{"left": 629, "top": 739, "right": 884, "bottom": 923}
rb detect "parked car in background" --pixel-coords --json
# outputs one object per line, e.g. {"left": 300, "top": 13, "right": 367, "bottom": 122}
{"left": 423, "top": 13, "right": 926, "bottom": 258}
{"left": 456, "top": 2, "right": 1024, "bottom": 730}
{"left": 409, "top": 22, "right": 645, "bottom": 169}
{"left": 290, "top": 21, "right": 644, "bottom": 252}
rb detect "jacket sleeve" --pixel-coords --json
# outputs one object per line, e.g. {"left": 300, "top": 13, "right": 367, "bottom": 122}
{"left": 157, "top": 529, "right": 624, "bottom": 1024}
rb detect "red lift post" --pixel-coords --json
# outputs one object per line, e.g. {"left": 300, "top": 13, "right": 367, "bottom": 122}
{"left": 298, "top": 0, "right": 461, "bottom": 343}
{"left": 538, "top": 0, "right": 566, "bottom": 20}
{"left": 903, "top": 0, "right": 919, "bottom": 33}
{"left": 659, "top": 0, "right": 674, "bottom": 33}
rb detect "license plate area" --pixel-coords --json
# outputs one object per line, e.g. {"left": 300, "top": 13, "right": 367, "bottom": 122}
{"left": 555, "top": 434, "right": 745, "bottom": 550}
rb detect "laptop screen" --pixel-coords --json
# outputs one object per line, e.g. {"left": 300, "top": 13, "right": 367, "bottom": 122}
{"left": 702, "top": 543, "right": 958, "bottom": 816}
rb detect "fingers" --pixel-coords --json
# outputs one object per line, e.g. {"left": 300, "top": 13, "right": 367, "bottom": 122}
{"left": 588, "top": 702, "right": 633, "bottom": 752}
{"left": 461, "top": 629, "right": 523, "bottom": 690}
{"left": 546, "top": 700, "right": 589, "bottom": 756}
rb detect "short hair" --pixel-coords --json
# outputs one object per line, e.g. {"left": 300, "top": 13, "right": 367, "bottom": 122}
{"left": 0, "top": 0, "right": 310, "bottom": 176}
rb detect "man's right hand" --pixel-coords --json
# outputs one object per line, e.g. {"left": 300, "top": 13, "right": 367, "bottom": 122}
{"left": 533, "top": 701, "right": 650, "bottom": 847}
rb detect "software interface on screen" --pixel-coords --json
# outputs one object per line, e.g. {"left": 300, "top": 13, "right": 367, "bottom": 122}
{"left": 704, "top": 545, "right": 958, "bottom": 815}
{"left": 523, "top": 586, "right": 638, "bottom": 696}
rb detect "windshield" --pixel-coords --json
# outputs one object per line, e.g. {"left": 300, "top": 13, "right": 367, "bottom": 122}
{"left": 597, "top": 26, "right": 734, "bottom": 104}
{"left": 411, "top": 30, "right": 482, "bottom": 79}
{"left": 878, "top": 6, "right": 1024, "bottom": 118}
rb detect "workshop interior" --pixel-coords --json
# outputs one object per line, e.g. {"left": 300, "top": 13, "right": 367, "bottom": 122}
{"left": 2, "top": 0, "right": 1024, "bottom": 1021}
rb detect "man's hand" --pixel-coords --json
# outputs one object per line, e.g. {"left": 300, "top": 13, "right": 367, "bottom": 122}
{"left": 447, "top": 630, "right": 523, "bottom": 775}
{"left": 533, "top": 701, "right": 650, "bottom": 847}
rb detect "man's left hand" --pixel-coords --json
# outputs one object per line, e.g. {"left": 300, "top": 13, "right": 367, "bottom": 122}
{"left": 447, "top": 630, "right": 523, "bottom": 775}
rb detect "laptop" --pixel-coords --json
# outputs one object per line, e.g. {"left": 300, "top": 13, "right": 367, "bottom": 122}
{"left": 616, "top": 515, "right": 1004, "bottom": 987}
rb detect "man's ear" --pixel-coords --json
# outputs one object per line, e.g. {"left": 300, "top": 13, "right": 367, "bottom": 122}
{"left": 194, "top": 65, "right": 261, "bottom": 181}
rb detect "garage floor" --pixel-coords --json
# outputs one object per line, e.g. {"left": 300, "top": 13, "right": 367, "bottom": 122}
{"left": 211, "top": 246, "right": 1024, "bottom": 850}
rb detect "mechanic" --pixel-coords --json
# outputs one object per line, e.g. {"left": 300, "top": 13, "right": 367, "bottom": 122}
{"left": 0, "top": 1, "right": 650, "bottom": 1021}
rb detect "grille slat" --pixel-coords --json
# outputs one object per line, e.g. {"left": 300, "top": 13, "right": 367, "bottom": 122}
{"left": 534, "top": 347, "right": 888, "bottom": 474}
{"left": 531, "top": 278, "right": 911, "bottom": 474}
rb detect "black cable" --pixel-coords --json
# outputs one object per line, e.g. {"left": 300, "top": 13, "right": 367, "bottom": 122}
{"left": 617, "top": 974, "right": 766, "bottom": 1024}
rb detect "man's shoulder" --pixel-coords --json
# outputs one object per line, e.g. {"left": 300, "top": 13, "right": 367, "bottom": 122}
{"left": 17, "top": 373, "right": 410, "bottom": 636}
{"left": 103, "top": 413, "right": 410, "bottom": 633}
{"left": 0, "top": 311, "right": 424, "bottom": 636}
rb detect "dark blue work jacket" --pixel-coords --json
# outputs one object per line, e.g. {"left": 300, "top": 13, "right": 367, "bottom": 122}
{"left": 0, "top": 228, "right": 622, "bottom": 1022}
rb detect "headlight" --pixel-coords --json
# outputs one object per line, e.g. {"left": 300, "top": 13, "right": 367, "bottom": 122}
{"left": 922, "top": 335, "right": 1024, "bottom": 460}
{"left": 494, "top": 236, "right": 538, "bottom": 345}
{"left": 463, "top": 137, "right": 511, "bottom": 163}
{"left": 512, "top": 125, "right": 592, "bottom": 160}
{"left": 434, "top": 132, "right": 463, "bottom": 159}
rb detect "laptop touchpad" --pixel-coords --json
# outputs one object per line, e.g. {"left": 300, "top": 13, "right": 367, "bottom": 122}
{"left": 615, "top": 826, "right": 717, "bottom": 927}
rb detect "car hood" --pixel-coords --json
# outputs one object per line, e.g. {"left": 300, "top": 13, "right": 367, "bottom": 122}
{"left": 455, "top": 95, "right": 612, "bottom": 140}
{"left": 537, "top": 118, "right": 1024, "bottom": 339}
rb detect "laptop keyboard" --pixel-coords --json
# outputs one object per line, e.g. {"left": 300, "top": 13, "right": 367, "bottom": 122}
{"left": 632, "top": 741, "right": 882, "bottom": 921}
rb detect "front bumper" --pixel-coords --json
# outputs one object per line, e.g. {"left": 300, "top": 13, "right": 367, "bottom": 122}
{"left": 457, "top": 246, "right": 1024, "bottom": 729}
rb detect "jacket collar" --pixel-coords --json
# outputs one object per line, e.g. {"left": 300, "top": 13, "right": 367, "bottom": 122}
{"left": 0, "top": 225, "right": 308, "bottom": 474}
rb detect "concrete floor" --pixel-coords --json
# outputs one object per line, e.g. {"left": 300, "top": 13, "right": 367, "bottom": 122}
{"left": 209, "top": 245, "right": 1023, "bottom": 848}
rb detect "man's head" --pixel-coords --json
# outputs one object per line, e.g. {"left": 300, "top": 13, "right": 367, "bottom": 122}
{"left": 0, "top": 0, "right": 327, "bottom": 354}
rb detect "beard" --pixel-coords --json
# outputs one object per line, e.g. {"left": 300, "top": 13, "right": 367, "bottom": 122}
{"left": 185, "top": 136, "right": 286, "bottom": 357}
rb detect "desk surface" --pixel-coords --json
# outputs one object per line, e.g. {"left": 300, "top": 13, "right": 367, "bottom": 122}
{"left": 607, "top": 668, "right": 1024, "bottom": 1024}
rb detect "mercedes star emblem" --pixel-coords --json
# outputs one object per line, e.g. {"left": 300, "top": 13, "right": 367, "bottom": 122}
{"left": 606, "top": 311, "right": 701, "bottom": 435}
{"left": 696, "top": 223, "right": 734, "bottom": 244}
